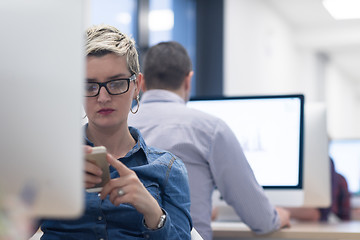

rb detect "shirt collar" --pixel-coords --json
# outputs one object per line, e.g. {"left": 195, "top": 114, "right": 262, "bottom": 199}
{"left": 140, "top": 89, "right": 186, "bottom": 105}
{"left": 127, "top": 126, "right": 148, "bottom": 158}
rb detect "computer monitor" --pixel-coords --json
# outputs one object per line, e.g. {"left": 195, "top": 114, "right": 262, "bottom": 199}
{"left": 187, "top": 94, "right": 305, "bottom": 207}
{"left": 0, "top": 0, "right": 86, "bottom": 218}
{"left": 329, "top": 138, "right": 360, "bottom": 207}
{"left": 302, "top": 103, "right": 331, "bottom": 207}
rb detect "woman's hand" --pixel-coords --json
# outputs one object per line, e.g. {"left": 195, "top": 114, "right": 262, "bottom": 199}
{"left": 100, "top": 153, "right": 163, "bottom": 229}
{"left": 83, "top": 146, "right": 103, "bottom": 189}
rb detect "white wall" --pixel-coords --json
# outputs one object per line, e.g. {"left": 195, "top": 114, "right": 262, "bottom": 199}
{"left": 224, "top": 0, "right": 360, "bottom": 139}
{"left": 224, "top": 0, "right": 298, "bottom": 96}
{"left": 325, "top": 65, "right": 360, "bottom": 138}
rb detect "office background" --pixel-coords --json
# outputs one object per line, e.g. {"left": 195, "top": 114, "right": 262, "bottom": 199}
{"left": 223, "top": 0, "right": 360, "bottom": 140}
{"left": 90, "top": 0, "right": 360, "bottom": 140}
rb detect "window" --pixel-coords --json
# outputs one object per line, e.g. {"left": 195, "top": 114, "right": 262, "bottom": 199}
{"left": 90, "top": 0, "right": 138, "bottom": 39}
{"left": 90, "top": 0, "right": 223, "bottom": 97}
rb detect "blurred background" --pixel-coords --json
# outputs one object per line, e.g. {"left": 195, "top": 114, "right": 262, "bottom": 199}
{"left": 89, "top": 0, "right": 360, "bottom": 140}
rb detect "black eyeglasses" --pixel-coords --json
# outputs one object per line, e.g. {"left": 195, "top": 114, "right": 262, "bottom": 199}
{"left": 85, "top": 74, "right": 136, "bottom": 97}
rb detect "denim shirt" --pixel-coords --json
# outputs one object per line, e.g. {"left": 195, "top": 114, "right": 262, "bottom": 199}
{"left": 40, "top": 126, "right": 192, "bottom": 239}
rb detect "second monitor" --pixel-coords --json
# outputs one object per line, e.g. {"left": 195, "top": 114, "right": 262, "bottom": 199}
{"left": 303, "top": 102, "right": 331, "bottom": 207}
{"left": 188, "top": 94, "right": 305, "bottom": 207}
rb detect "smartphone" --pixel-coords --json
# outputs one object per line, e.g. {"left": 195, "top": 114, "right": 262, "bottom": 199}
{"left": 85, "top": 146, "right": 110, "bottom": 193}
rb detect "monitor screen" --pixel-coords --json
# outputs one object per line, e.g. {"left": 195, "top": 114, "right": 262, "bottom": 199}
{"left": 329, "top": 139, "right": 360, "bottom": 195}
{"left": 188, "top": 94, "right": 304, "bottom": 207}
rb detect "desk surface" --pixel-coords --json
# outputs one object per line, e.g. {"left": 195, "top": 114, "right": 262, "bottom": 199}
{"left": 212, "top": 221, "right": 360, "bottom": 239}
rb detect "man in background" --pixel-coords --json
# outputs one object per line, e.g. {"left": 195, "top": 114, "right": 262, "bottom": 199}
{"left": 128, "top": 41, "right": 290, "bottom": 240}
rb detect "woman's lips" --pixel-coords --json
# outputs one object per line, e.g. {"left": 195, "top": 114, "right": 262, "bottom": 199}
{"left": 98, "top": 108, "right": 115, "bottom": 115}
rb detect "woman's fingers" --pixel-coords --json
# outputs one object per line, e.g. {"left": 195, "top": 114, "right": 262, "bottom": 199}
{"left": 84, "top": 158, "right": 102, "bottom": 188}
{"left": 98, "top": 153, "right": 160, "bottom": 219}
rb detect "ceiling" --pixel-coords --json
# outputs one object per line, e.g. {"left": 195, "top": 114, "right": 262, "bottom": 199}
{"left": 267, "top": 0, "right": 360, "bottom": 81}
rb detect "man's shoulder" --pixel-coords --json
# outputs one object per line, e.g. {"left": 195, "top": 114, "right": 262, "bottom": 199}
{"left": 183, "top": 106, "right": 225, "bottom": 124}
{"left": 132, "top": 102, "right": 224, "bottom": 126}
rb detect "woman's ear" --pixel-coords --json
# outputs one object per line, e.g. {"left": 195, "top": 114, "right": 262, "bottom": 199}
{"left": 135, "top": 73, "right": 143, "bottom": 95}
{"left": 137, "top": 73, "right": 147, "bottom": 92}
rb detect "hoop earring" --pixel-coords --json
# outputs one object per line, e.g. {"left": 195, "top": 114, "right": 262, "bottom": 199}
{"left": 130, "top": 95, "right": 140, "bottom": 114}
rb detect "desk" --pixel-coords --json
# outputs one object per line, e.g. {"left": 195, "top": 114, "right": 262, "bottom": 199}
{"left": 212, "top": 221, "right": 360, "bottom": 240}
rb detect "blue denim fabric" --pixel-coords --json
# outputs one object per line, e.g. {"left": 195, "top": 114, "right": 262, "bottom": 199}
{"left": 40, "top": 126, "right": 192, "bottom": 239}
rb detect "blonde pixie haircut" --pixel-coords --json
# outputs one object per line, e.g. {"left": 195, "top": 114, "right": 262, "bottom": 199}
{"left": 86, "top": 24, "right": 140, "bottom": 75}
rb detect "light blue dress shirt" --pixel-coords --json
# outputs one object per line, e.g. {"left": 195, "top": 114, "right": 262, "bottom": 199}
{"left": 128, "top": 90, "right": 281, "bottom": 240}
{"left": 40, "top": 126, "right": 192, "bottom": 240}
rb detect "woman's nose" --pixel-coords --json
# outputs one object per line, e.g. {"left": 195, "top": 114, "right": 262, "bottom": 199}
{"left": 97, "top": 86, "right": 111, "bottom": 102}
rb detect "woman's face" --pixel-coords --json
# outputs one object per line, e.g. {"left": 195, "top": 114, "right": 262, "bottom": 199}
{"left": 85, "top": 53, "right": 138, "bottom": 130}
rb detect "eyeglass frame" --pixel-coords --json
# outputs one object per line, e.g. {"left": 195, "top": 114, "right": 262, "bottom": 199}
{"left": 85, "top": 74, "right": 137, "bottom": 97}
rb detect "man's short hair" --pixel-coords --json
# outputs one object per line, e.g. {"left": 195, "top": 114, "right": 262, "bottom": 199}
{"left": 143, "top": 41, "right": 192, "bottom": 90}
{"left": 86, "top": 24, "right": 139, "bottom": 75}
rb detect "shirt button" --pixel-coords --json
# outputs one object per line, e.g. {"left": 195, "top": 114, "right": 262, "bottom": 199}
{"left": 98, "top": 216, "right": 103, "bottom": 221}
{"left": 99, "top": 238, "right": 104, "bottom": 240}
{"left": 145, "top": 234, "right": 150, "bottom": 238}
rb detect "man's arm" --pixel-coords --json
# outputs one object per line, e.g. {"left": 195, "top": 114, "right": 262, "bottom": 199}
{"left": 285, "top": 207, "right": 321, "bottom": 221}
{"left": 209, "top": 119, "right": 289, "bottom": 234}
